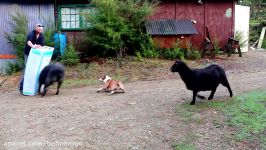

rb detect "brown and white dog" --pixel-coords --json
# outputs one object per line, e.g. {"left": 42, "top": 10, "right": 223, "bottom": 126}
{"left": 97, "top": 75, "right": 126, "bottom": 95}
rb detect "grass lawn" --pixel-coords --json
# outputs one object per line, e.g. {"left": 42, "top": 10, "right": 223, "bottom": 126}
{"left": 174, "top": 90, "right": 266, "bottom": 150}
{"left": 224, "top": 91, "right": 266, "bottom": 146}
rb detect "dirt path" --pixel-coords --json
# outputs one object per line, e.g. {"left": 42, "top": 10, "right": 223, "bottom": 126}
{"left": 1, "top": 50, "right": 266, "bottom": 150}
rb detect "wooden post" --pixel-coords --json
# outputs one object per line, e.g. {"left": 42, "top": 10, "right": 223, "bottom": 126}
{"left": 258, "top": 26, "right": 266, "bottom": 49}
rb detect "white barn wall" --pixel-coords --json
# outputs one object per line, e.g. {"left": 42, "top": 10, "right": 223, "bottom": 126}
{"left": 235, "top": 5, "right": 250, "bottom": 52}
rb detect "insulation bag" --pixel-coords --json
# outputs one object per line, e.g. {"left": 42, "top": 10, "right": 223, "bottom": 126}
{"left": 23, "top": 46, "right": 54, "bottom": 96}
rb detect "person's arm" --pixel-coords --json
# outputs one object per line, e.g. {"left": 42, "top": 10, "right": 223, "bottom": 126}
{"left": 27, "top": 40, "right": 41, "bottom": 48}
{"left": 31, "top": 34, "right": 44, "bottom": 48}
{"left": 40, "top": 34, "right": 44, "bottom": 46}
{"left": 26, "top": 32, "right": 40, "bottom": 48}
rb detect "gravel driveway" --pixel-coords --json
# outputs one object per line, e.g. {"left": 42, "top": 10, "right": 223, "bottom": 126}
{"left": 1, "top": 50, "right": 266, "bottom": 150}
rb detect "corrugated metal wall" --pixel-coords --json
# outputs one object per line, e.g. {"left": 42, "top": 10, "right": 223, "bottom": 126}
{"left": 150, "top": 1, "right": 236, "bottom": 49}
{"left": 153, "top": 35, "right": 192, "bottom": 49}
{"left": 175, "top": 2, "right": 205, "bottom": 49}
{"left": 0, "top": 2, "right": 54, "bottom": 74}
{"left": 205, "top": 2, "right": 234, "bottom": 48}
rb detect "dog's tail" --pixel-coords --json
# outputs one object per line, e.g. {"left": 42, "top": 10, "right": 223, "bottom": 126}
{"left": 118, "top": 81, "right": 126, "bottom": 93}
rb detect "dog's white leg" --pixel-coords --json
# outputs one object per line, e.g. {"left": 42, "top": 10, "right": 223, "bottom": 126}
{"left": 97, "top": 88, "right": 103, "bottom": 92}
{"left": 108, "top": 91, "right": 115, "bottom": 95}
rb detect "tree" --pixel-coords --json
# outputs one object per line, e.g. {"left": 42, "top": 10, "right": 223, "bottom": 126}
{"left": 84, "top": 0, "right": 158, "bottom": 57}
{"left": 239, "top": 0, "right": 266, "bottom": 45}
{"left": 239, "top": 0, "right": 266, "bottom": 21}
{"left": 5, "top": 10, "right": 28, "bottom": 71}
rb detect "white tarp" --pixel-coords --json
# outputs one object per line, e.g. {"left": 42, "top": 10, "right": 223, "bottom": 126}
{"left": 23, "top": 46, "right": 54, "bottom": 96}
{"left": 235, "top": 5, "right": 250, "bottom": 52}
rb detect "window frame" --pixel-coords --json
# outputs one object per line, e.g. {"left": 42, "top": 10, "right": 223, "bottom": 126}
{"left": 58, "top": 4, "right": 91, "bottom": 31}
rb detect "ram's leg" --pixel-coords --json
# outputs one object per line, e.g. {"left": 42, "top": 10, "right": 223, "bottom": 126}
{"left": 55, "top": 81, "right": 63, "bottom": 95}
{"left": 41, "top": 79, "right": 52, "bottom": 97}
{"left": 190, "top": 91, "right": 197, "bottom": 105}
{"left": 208, "top": 87, "right": 217, "bottom": 100}
{"left": 227, "top": 85, "right": 233, "bottom": 97}
{"left": 221, "top": 78, "right": 233, "bottom": 97}
{"left": 41, "top": 85, "right": 48, "bottom": 97}
{"left": 39, "top": 84, "right": 45, "bottom": 94}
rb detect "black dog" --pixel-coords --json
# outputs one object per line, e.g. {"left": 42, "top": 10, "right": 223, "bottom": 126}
{"left": 38, "top": 63, "right": 65, "bottom": 96}
{"left": 170, "top": 60, "right": 233, "bottom": 105}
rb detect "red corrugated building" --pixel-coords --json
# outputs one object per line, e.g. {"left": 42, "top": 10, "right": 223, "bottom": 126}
{"left": 148, "top": 0, "right": 238, "bottom": 49}
{"left": 145, "top": 19, "right": 198, "bottom": 49}
{"left": 55, "top": 0, "right": 238, "bottom": 51}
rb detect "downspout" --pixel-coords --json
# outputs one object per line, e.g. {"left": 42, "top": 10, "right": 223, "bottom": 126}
{"left": 54, "top": 0, "right": 58, "bottom": 32}
{"left": 232, "top": 0, "right": 235, "bottom": 38}
{"left": 175, "top": 1, "right": 177, "bottom": 19}
{"left": 39, "top": 3, "right": 41, "bottom": 20}
{"left": 204, "top": 1, "right": 206, "bottom": 37}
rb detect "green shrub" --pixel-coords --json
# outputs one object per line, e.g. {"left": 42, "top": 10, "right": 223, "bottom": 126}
{"left": 235, "top": 30, "right": 248, "bottom": 49}
{"left": 60, "top": 44, "right": 79, "bottom": 66}
{"left": 161, "top": 47, "right": 184, "bottom": 60}
{"left": 84, "top": 0, "right": 158, "bottom": 57}
{"left": 249, "top": 20, "right": 265, "bottom": 45}
{"left": 140, "top": 43, "right": 159, "bottom": 58}
{"left": 135, "top": 51, "right": 143, "bottom": 62}
{"left": 43, "top": 17, "right": 55, "bottom": 48}
{"left": 43, "top": 29, "right": 54, "bottom": 50}
{"left": 142, "top": 48, "right": 159, "bottom": 58}
{"left": 42, "top": 18, "right": 57, "bottom": 59}
{"left": 5, "top": 62, "right": 21, "bottom": 75}
{"left": 213, "top": 38, "right": 223, "bottom": 54}
{"left": 186, "top": 49, "right": 201, "bottom": 60}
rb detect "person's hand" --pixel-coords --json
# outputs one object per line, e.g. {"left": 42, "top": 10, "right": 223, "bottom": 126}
{"left": 32, "top": 44, "right": 42, "bottom": 48}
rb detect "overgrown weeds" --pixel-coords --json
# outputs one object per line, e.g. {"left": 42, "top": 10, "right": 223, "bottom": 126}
{"left": 61, "top": 56, "right": 173, "bottom": 87}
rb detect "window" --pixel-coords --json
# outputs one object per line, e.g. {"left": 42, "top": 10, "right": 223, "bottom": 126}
{"left": 58, "top": 4, "right": 93, "bottom": 30}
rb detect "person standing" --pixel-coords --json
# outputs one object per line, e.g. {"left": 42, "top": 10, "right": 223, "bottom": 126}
{"left": 18, "top": 24, "right": 45, "bottom": 94}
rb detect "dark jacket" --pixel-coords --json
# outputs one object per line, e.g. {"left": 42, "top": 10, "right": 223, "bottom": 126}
{"left": 24, "top": 30, "right": 44, "bottom": 55}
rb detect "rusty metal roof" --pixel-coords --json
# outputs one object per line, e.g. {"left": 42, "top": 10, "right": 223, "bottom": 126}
{"left": 145, "top": 19, "right": 198, "bottom": 35}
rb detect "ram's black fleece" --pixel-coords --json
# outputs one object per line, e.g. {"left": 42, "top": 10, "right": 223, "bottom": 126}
{"left": 38, "top": 63, "right": 65, "bottom": 96}
{"left": 170, "top": 60, "right": 233, "bottom": 105}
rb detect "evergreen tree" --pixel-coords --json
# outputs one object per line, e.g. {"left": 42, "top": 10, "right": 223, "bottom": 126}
{"left": 84, "top": 0, "right": 158, "bottom": 57}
